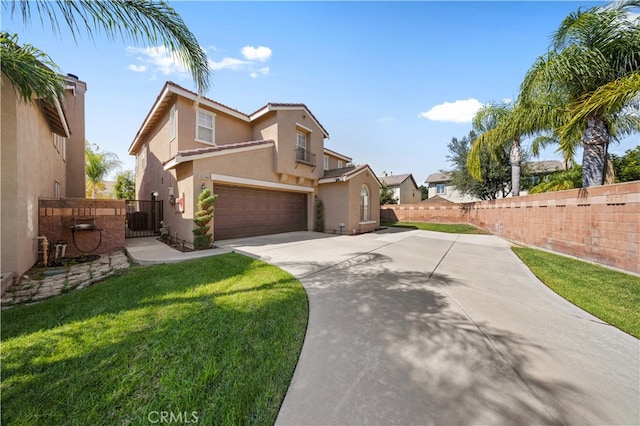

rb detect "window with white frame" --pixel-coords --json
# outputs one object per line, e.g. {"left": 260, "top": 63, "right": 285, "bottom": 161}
{"left": 360, "top": 185, "right": 370, "bottom": 222}
{"left": 196, "top": 109, "right": 215, "bottom": 144}
{"left": 296, "top": 131, "right": 307, "bottom": 150}
{"left": 324, "top": 155, "right": 329, "bottom": 170}
{"left": 338, "top": 160, "right": 344, "bottom": 168}
{"left": 54, "top": 181, "right": 61, "bottom": 198}
{"left": 436, "top": 183, "right": 445, "bottom": 194}
{"left": 169, "top": 105, "right": 176, "bottom": 140}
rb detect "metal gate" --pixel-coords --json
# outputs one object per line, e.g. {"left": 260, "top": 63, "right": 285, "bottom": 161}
{"left": 125, "top": 200, "right": 163, "bottom": 238}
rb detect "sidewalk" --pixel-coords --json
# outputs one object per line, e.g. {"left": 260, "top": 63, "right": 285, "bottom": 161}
{"left": 125, "top": 237, "right": 231, "bottom": 265}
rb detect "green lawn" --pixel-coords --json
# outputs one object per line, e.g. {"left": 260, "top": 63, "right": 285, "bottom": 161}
{"left": 381, "top": 221, "right": 487, "bottom": 234}
{"left": 1, "top": 253, "right": 308, "bottom": 425}
{"left": 513, "top": 247, "right": 640, "bottom": 338}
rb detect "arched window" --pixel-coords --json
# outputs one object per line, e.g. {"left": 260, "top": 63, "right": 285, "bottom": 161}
{"left": 360, "top": 185, "right": 370, "bottom": 221}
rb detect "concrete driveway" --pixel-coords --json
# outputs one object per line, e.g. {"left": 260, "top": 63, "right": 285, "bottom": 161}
{"left": 221, "top": 230, "right": 639, "bottom": 425}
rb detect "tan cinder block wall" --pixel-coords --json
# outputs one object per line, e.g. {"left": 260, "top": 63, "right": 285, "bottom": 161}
{"left": 39, "top": 198, "right": 126, "bottom": 259}
{"left": 382, "top": 181, "right": 640, "bottom": 274}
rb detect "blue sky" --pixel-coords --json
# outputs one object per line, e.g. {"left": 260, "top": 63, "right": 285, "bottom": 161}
{"left": 3, "top": 1, "right": 638, "bottom": 182}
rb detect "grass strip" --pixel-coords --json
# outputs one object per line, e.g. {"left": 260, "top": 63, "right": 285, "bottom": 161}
{"left": 512, "top": 247, "right": 640, "bottom": 338}
{"left": 1, "top": 253, "right": 308, "bottom": 425}
{"left": 381, "top": 221, "right": 487, "bottom": 234}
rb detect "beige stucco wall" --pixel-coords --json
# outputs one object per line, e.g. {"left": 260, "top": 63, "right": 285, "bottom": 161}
{"left": 175, "top": 97, "right": 252, "bottom": 152}
{"left": 1, "top": 75, "right": 69, "bottom": 277}
{"left": 323, "top": 151, "right": 350, "bottom": 171}
{"left": 398, "top": 179, "right": 421, "bottom": 204}
{"left": 319, "top": 170, "right": 380, "bottom": 235}
{"left": 63, "top": 76, "right": 87, "bottom": 198}
{"left": 271, "top": 110, "right": 325, "bottom": 182}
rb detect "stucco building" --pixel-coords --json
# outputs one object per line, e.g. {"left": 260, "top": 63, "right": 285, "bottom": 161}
{"left": 128, "top": 82, "right": 380, "bottom": 244}
{"left": 1, "top": 73, "right": 87, "bottom": 285}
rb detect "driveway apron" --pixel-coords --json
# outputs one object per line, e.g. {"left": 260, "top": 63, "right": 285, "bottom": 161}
{"left": 222, "top": 230, "right": 639, "bottom": 425}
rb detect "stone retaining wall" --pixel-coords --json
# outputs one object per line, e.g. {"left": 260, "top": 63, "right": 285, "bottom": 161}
{"left": 381, "top": 181, "right": 640, "bottom": 274}
{"left": 1, "top": 251, "right": 130, "bottom": 307}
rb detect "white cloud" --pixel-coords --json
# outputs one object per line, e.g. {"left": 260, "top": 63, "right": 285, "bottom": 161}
{"left": 128, "top": 64, "right": 147, "bottom": 72}
{"left": 418, "top": 98, "right": 483, "bottom": 123}
{"left": 250, "top": 67, "right": 270, "bottom": 79}
{"left": 126, "top": 46, "right": 188, "bottom": 76}
{"left": 208, "top": 57, "right": 248, "bottom": 71}
{"left": 241, "top": 46, "right": 272, "bottom": 62}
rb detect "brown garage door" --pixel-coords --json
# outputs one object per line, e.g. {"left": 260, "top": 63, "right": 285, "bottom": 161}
{"left": 213, "top": 185, "right": 307, "bottom": 240}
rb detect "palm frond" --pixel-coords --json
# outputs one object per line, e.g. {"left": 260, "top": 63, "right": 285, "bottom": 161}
{"left": 560, "top": 72, "right": 640, "bottom": 142}
{"left": 6, "top": 0, "right": 211, "bottom": 94}
{"left": 0, "top": 31, "right": 65, "bottom": 103}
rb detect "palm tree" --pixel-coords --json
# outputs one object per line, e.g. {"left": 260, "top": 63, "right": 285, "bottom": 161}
{"left": 519, "top": 0, "right": 640, "bottom": 187}
{"left": 468, "top": 101, "right": 526, "bottom": 196}
{"left": 86, "top": 142, "right": 122, "bottom": 199}
{"left": 1, "top": 0, "right": 210, "bottom": 104}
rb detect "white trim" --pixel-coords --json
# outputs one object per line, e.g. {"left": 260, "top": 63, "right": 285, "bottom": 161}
{"left": 359, "top": 220, "right": 377, "bottom": 225}
{"left": 53, "top": 97, "right": 70, "bottom": 137}
{"left": 210, "top": 174, "right": 315, "bottom": 193}
{"left": 195, "top": 108, "right": 215, "bottom": 144}
{"left": 163, "top": 142, "right": 274, "bottom": 170}
{"left": 295, "top": 122, "right": 313, "bottom": 133}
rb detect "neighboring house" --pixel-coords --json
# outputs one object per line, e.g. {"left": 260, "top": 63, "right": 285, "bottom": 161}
{"left": 378, "top": 173, "right": 421, "bottom": 204}
{"left": 1, "top": 73, "right": 87, "bottom": 283}
{"left": 128, "top": 81, "right": 380, "bottom": 243}
{"left": 521, "top": 160, "right": 564, "bottom": 191}
{"left": 424, "top": 172, "right": 479, "bottom": 203}
{"left": 424, "top": 160, "right": 565, "bottom": 202}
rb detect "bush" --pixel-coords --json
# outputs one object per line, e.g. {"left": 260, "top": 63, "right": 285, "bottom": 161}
{"left": 193, "top": 188, "right": 217, "bottom": 249}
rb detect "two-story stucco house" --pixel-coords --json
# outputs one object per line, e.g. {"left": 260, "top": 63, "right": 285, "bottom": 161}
{"left": 128, "top": 81, "right": 380, "bottom": 244}
{"left": 379, "top": 173, "right": 421, "bottom": 204}
{"left": 1, "top": 73, "right": 87, "bottom": 286}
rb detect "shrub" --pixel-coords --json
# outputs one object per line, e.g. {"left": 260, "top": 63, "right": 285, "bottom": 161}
{"left": 193, "top": 188, "right": 217, "bottom": 249}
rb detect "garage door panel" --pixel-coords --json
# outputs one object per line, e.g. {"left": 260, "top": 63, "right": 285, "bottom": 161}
{"left": 214, "top": 185, "right": 307, "bottom": 240}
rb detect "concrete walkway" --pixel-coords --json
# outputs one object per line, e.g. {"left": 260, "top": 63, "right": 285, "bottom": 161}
{"left": 125, "top": 237, "right": 231, "bottom": 265}
{"left": 222, "top": 230, "right": 640, "bottom": 425}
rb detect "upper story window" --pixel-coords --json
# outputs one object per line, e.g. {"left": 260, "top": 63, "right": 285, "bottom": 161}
{"left": 196, "top": 109, "right": 215, "bottom": 144}
{"left": 138, "top": 144, "right": 147, "bottom": 171}
{"left": 169, "top": 106, "right": 176, "bottom": 140}
{"left": 436, "top": 183, "right": 445, "bottom": 194}
{"left": 54, "top": 181, "right": 61, "bottom": 199}
{"left": 338, "top": 160, "right": 344, "bottom": 168}
{"left": 296, "top": 131, "right": 307, "bottom": 150}
{"left": 324, "top": 155, "right": 329, "bottom": 170}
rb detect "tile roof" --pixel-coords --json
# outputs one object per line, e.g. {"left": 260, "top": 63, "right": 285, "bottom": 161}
{"left": 175, "top": 139, "right": 273, "bottom": 158}
{"left": 425, "top": 172, "right": 453, "bottom": 183}
{"left": 379, "top": 173, "right": 413, "bottom": 187}
{"left": 322, "top": 165, "right": 363, "bottom": 179}
{"left": 523, "top": 160, "right": 564, "bottom": 174}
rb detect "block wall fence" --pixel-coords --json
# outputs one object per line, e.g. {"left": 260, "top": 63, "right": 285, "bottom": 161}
{"left": 39, "top": 198, "right": 126, "bottom": 260}
{"left": 381, "top": 181, "right": 640, "bottom": 274}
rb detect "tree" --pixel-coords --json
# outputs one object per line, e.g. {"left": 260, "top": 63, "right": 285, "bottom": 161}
{"left": 612, "top": 146, "right": 640, "bottom": 182}
{"left": 529, "top": 166, "right": 583, "bottom": 194}
{"left": 468, "top": 101, "right": 526, "bottom": 196}
{"left": 193, "top": 188, "right": 217, "bottom": 249}
{"left": 114, "top": 170, "right": 136, "bottom": 200}
{"left": 1, "top": 0, "right": 210, "bottom": 104}
{"left": 314, "top": 196, "right": 325, "bottom": 232}
{"left": 519, "top": 1, "right": 640, "bottom": 187}
{"left": 85, "top": 142, "right": 121, "bottom": 199}
{"left": 448, "top": 130, "right": 512, "bottom": 200}
{"left": 419, "top": 185, "right": 429, "bottom": 200}
{"left": 380, "top": 183, "right": 397, "bottom": 205}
